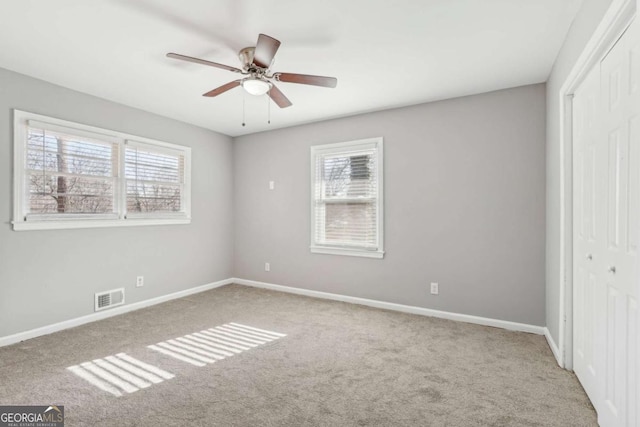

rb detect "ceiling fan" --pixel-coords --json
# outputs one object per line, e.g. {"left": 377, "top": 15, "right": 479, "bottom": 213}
{"left": 167, "top": 33, "right": 337, "bottom": 108}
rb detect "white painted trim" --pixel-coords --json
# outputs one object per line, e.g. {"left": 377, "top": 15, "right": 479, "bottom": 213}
{"left": 1, "top": 277, "right": 548, "bottom": 351}
{"left": 544, "top": 327, "right": 563, "bottom": 368}
{"left": 309, "top": 246, "right": 384, "bottom": 258}
{"left": 557, "top": 0, "right": 636, "bottom": 371}
{"left": 232, "top": 278, "right": 545, "bottom": 335}
{"left": 12, "top": 218, "right": 191, "bottom": 231}
{"left": 0, "top": 278, "right": 233, "bottom": 348}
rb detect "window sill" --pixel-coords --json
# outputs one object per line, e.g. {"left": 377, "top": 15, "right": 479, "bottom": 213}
{"left": 310, "top": 246, "right": 385, "bottom": 259}
{"left": 12, "top": 217, "right": 191, "bottom": 231}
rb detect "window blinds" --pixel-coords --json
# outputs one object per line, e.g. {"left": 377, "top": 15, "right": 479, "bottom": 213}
{"left": 25, "top": 124, "right": 118, "bottom": 216}
{"left": 313, "top": 145, "right": 379, "bottom": 250}
{"left": 14, "top": 111, "right": 192, "bottom": 230}
{"left": 125, "top": 142, "right": 185, "bottom": 215}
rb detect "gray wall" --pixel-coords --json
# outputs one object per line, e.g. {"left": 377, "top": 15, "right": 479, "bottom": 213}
{"left": 545, "top": 0, "right": 614, "bottom": 345}
{"left": 0, "top": 68, "right": 234, "bottom": 338}
{"left": 0, "top": 68, "right": 548, "bottom": 338}
{"left": 234, "top": 84, "right": 546, "bottom": 326}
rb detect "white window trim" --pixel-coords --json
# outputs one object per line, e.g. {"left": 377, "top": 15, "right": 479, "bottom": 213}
{"left": 12, "top": 110, "right": 192, "bottom": 231}
{"left": 310, "top": 137, "right": 384, "bottom": 259}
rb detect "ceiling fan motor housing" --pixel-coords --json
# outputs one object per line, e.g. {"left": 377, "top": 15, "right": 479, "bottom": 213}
{"left": 238, "top": 47, "right": 255, "bottom": 70}
{"left": 239, "top": 46, "right": 273, "bottom": 73}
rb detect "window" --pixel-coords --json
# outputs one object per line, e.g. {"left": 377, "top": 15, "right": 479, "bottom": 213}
{"left": 125, "top": 141, "right": 186, "bottom": 217}
{"left": 13, "top": 110, "right": 191, "bottom": 230}
{"left": 25, "top": 124, "right": 119, "bottom": 218}
{"left": 310, "top": 137, "right": 384, "bottom": 258}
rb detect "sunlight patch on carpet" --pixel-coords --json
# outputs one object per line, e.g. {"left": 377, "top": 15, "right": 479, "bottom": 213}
{"left": 148, "top": 323, "right": 286, "bottom": 366}
{"left": 67, "top": 352, "right": 174, "bottom": 397}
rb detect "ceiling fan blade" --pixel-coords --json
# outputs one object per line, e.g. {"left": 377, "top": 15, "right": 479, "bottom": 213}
{"left": 203, "top": 80, "right": 242, "bottom": 97}
{"left": 253, "top": 34, "right": 281, "bottom": 68}
{"left": 167, "top": 53, "right": 242, "bottom": 73}
{"left": 273, "top": 73, "right": 338, "bottom": 88}
{"left": 268, "top": 84, "right": 292, "bottom": 108}
{"left": 274, "top": 72, "right": 337, "bottom": 88}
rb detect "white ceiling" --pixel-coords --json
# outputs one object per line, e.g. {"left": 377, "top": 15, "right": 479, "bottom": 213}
{"left": 0, "top": 0, "right": 582, "bottom": 137}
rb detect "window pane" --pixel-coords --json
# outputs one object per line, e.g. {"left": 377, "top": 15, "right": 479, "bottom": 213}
{"left": 29, "top": 174, "right": 114, "bottom": 214}
{"left": 125, "top": 148, "right": 182, "bottom": 183}
{"left": 25, "top": 127, "right": 117, "bottom": 216}
{"left": 27, "top": 129, "right": 114, "bottom": 177}
{"left": 126, "top": 182, "right": 181, "bottom": 213}
{"left": 125, "top": 145, "right": 184, "bottom": 214}
{"left": 321, "top": 202, "right": 377, "bottom": 246}
{"left": 322, "top": 153, "right": 376, "bottom": 199}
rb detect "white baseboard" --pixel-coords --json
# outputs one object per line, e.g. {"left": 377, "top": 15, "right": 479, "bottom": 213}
{"left": 232, "top": 278, "right": 546, "bottom": 335}
{"left": 544, "top": 327, "right": 564, "bottom": 368}
{"left": 1, "top": 277, "right": 550, "bottom": 349}
{"left": 0, "top": 278, "right": 234, "bottom": 348}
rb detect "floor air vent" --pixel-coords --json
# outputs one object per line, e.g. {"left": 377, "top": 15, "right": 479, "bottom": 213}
{"left": 95, "top": 288, "right": 125, "bottom": 312}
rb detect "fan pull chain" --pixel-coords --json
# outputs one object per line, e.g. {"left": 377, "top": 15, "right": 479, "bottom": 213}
{"left": 242, "top": 90, "right": 246, "bottom": 127}
{"left": 267, "top": 93, "right": 271, "bottom": 125}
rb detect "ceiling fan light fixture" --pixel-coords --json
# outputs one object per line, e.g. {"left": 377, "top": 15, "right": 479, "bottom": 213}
{"left": 242, "top": 78, "right": 272, "bottom": 96}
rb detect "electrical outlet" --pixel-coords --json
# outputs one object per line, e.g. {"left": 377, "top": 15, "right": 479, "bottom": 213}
{"left": 265, "top": 262, "right": 270, "bottom": 272}
{"left": 136, "top": 276, "right": 144, "bottom": 287}
{"left": 430, "top": 282, "right": 438, "bottom": 295}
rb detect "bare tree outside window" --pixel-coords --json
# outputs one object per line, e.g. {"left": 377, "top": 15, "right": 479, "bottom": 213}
{"left": 56, "top": 136, "right": 67, "bottom": 212}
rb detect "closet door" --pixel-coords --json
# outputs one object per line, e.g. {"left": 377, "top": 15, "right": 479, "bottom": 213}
{"left": 572, "top": 63, "right": 604, "bottom": 408}
{"left": 598, "top": 18, "right": 639, "bottom": 427}
{"left": 573, "top": 17, "right": 639, "bottom": 427}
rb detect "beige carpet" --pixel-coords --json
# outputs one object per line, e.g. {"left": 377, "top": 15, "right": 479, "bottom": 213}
{"left": 0, "top": 284, "right": 596, "bottom": 426}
